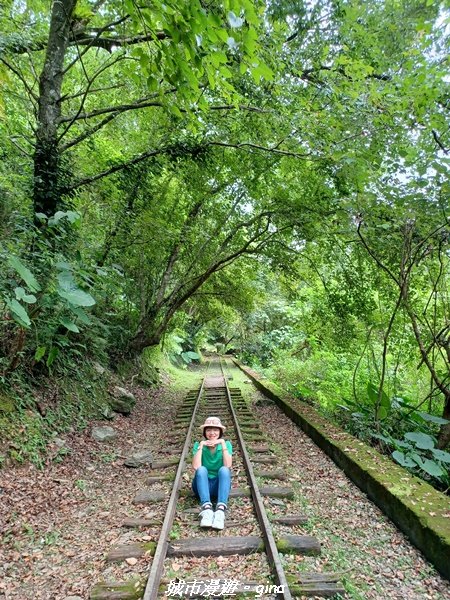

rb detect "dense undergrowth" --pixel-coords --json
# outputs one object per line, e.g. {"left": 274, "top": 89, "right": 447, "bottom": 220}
{"left": 240, "top": 346, "right": 450, "bottom": 493}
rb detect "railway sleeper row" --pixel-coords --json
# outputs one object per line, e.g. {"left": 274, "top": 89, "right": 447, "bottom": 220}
{"left": 90, "top": 373, "right": 345, "bottom": 599}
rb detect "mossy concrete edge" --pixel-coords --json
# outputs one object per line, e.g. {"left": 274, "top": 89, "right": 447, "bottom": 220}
{"left": 233, "top": 359, "right": 450, "bottom": 581}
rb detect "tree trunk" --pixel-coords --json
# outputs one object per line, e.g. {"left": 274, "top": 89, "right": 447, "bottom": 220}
{"left": 437, "top": 395, "right": 450, "bottom": 449}
{"left": 129, "top": 329, "right": 162, "bottom": 355}
{"left": 33, "top": 0, "right": 77, "bottom": 217}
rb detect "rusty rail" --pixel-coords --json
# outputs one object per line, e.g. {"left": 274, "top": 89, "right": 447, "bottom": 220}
{"left": 220, "top": 358, "right": 293, "bottom": 600}
{"left": 142, "top": 373, "right": 207, "bottom": 600}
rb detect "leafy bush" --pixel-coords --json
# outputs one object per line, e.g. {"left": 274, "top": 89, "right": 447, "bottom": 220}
{"left": 0, "top": 211, "right": 122, "bottom": 376}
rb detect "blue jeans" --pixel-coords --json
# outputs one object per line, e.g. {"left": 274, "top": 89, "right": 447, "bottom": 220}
{"left": 192, "top": 466, "right": 231, "bottom": 507}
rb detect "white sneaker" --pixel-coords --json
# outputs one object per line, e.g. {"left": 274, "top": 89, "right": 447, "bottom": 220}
{"left": 199, "top": 508, "right": 214, "bottom": 528}
{"left": 212, "top": 510, "right": 225, "bottom": 530}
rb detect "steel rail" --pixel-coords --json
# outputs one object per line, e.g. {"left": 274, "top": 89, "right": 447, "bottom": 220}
{"left": 142, "top": 369, "right": 208, "bottom": 600}
{"left": 220, "top": 357, "right": 293, "bottom": 600}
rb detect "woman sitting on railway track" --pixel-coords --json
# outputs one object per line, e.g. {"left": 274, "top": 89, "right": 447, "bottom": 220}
{"left": 192, "top": 416, "right": 232, "bottom": 530}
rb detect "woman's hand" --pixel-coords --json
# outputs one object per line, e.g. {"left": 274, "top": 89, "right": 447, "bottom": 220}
{"left": 204, "top": 438, "right": 222, "bottom": 447}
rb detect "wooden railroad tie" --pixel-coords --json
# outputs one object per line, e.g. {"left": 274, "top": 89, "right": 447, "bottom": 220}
{"left": 121, "top": 517, "right": 162, "bottom": 528}
{"left": 151, "top": 457, "right": 179, "bottom": 469}
{"left": 250, "top": 455, "right": 278, "bottom": 464}
{"left": 106, "top": 534, "right": 320, "bottom": 562}
{"left": 255, "top": 469, "right": 286, "bottom": 479}
{"left": 132, "top": 485, "right": 294, "bottom": 505}
{"left": 249, "top": 443, "right": 271, "bottom": 452}
{"left": 272, "top": 514, "right": 308, "bottom": 525}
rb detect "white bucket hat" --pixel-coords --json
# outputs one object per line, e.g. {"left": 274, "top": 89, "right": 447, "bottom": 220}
{"left": 200, "top": 416, "right": 226, "bottom": 434}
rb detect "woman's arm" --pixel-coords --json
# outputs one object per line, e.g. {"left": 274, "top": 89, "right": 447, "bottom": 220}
{"left": 192, "top": 441, "right": 204, "bottom": 470}
{"left": 221, "top": 440, "right": 232, "bottom": 468}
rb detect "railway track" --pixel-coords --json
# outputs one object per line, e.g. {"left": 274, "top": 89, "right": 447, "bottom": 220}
{"left": 91, "top": 359, "right": 345, "bottom": 599}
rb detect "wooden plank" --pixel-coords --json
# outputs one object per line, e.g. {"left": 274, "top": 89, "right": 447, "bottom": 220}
{"left": 147, "top": 469, "right": 175, "bottom": 477}
{"left": 151, "top": 458, "right": 179, "bottom": 469}
{"left": 163, "top": 447, "right": 183, "bottom": 455}
{"left": 146, "top": 475, "right": 172, "bottom": 485}
{"left": 166, "top": 534, "right": 320, "bottom": 557}
{"left": 271, "top": 514, "right": 308, "bottom": 525}
{"left": 90, "top": 578, "right": 146, "bottom": 599}
{"left": 249, "top": 443, "right": 271, "bottom": 452}
{"left": 255, "top": 469, "right": 286, "bottom": 480}
{"left": 122, "top": 517, "right": 162, "bottom": 528}
{"left": 261, "top": 486, "right": 294, "bottom": 499}
{"left": 168, "top": 535, "right": 262, "bottom": 557}
{"left": 226, "top": 486, "right": 293, "bottom": 499}
{"left": 290, "top": 583, "right": 346, "bottom": 597}
{"left": 277, "top": 534, "right": 320, "bottom": 555}
{"left": 107, "top": 541, "right": 156, "bottom": 562}
{"left": 132, "top": 490, "right": 168, "bottom": 505}
{"left": 251, "top": 455, "right": 277, "bottom": 464}
{"left": 158, "top": 580, "right": 344, "bottom": 598}
{"left": 294, "top": 573, "right": 342, "bottom": 583}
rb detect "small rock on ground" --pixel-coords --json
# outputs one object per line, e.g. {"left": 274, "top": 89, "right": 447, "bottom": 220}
{"left": 91, "top": 425, "right": 117, "bottom": 442}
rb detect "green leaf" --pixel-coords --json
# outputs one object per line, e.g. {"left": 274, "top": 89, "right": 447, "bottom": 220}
{"left": 186, "top": 351, "right": 200, "bottom": 360}
{"left": 376, "top": 406, "right": 389, "bottom": 420}
{"left": 210, "top": 51, "right": 228, "bottom": 68}
{"left": 6, "top": 298, "right": 31, "bottom": 327}
{"left": 46, "top": 346, "right": 59, "bottom": 368}
{"left": 379, "top": 388, "right": 390, "bottom": 407}
{"left": 417, "top": 411, "right": 449, "bottom": 425}
{"left": 181, "top": 351, "right": 192, "bottom": 363}
{"left": 34, "top": 346, "right": 46, "bottom": 362}
{"left": 56, "top": 261, "right": 72, "bottom": 271}
{"left": 253, "top": 61, "right": 273, "bottom": 82}
{"left": 8, "top": 256, "right": 41, "bottom": 292}
{"left": 48, "top": 210, "right": 80, "bottom": 226}
{"left": 392, "top": 450, "right": 415, "bottom": 468}
{"left": 57, "top": 272, "right": 96, "bottom": 307}
{"left": 367, "top": 381, "right": 378, "bottom": 404}
{"left": 431, "top": 448, "right": 450, "bottom": 464}
{"left": 404, "top": 432, "right": 435, "bottom": 450}
{"left": 420, "top": 459, "right": 445, "bottom": 478}
{"left": 69, "top": 307, "right": 91, "bottom": 325}
{"left": 59, "top": 318, "right": 80, "bottom": 333}
{"left": 14, "top": 287, "right": 37, "bottom": 304}
{"left": 58, "top": 288, "right": 96, "bottom": 307}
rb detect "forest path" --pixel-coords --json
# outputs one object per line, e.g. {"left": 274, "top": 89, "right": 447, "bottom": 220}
{"left": 1, "top": 362, "right": 449, "bottom": 600}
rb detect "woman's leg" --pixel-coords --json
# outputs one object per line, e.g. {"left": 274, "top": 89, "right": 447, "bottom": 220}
{"left": 211, "top": 467, "right": 231, "bottom": 530}
{"left": 192, "top": 466, "right": 211, "bottom": 507}
{"left": 216, "top": 466, "right": 231, "bottom": 508}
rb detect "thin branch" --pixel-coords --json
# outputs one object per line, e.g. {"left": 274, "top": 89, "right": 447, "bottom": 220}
{"left": 61, "top": 83, "right": 125, "bottom": 101}
{"left": 432, "top": 129, "right": 448, "bottom": 154}
{"left": 209, "top": 140, "right": 311, "bottom": 158}
{"left": 70, "top": 29, "right": 168, "bottom": 52}
{"left": 67, "top": 147, "right": 169, "bottom": 191}
{"left": 57, "top": 53, "right": 130, "bottom": 143}
{"left": 62, "top": 16, "right": 131, "bottom": 73}
{"left": 356, "top": 222, "right": 400, "bottom": 286}
{"left": 8, "top": 138, "right": 32, "bottom": 157}
{"left": 59, "top": 92, "right": 165, "bottom": 123}
{"left": 0, "top": 57, "right": 38, "bottom": 101}
{"left": 210, "top": 104, "right": 268, "bottom": 114}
